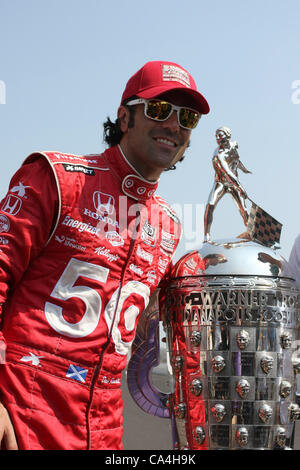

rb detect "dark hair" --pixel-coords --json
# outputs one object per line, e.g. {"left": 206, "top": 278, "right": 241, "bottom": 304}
{"left": 103, "top": 116, "right": 123, "bottom": 147}
{"left": 103, "top": 98, "right": 136, "bottom": 147}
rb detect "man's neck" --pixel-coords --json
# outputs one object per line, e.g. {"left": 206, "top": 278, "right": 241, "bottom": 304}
{"left": 118, "top": 144, "right": 160, "bottom": 183}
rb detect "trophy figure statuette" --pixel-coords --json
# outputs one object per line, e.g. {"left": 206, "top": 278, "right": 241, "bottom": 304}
{"left": 204, "top": 126, "right": 282, "bottom": 247}
{"left": 204, "top": 126, "right": 251, "bottom": 243}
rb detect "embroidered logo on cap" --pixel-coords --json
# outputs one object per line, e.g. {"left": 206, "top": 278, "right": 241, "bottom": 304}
{"left": 162, "top": 65, "right": 191, "bottom": 88}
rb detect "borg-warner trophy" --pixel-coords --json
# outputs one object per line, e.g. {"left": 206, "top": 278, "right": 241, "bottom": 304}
{"left": 127, "top": 127, "right": 300, "bottom": 450}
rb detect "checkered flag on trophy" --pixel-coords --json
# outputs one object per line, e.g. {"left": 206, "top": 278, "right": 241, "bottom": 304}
{"left": 247, "top": 201, "right": 282, "bottom": 246}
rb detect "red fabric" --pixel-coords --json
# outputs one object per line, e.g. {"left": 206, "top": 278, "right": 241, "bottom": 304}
{"left": 0, "top": 146, "right": 181, "bottom": 449}
{"left": 0, "top": 327, "right": 6, "bottom": 364}
{"left": 0, "top": 158, "right": 58, "bottom": 304}
{"left": 121, "top": 61, "right": 210, "bottom": 114}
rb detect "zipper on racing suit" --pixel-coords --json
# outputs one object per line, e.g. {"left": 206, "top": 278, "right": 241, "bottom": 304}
{"left": 86, "top": 209, "right": 141, "bottom": 449}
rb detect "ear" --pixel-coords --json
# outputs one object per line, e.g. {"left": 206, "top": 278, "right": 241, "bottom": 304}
{"left": 117, "top": 105, "right": 130, "bottom": 133}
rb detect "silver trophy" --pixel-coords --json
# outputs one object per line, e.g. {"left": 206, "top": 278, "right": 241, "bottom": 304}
{"left": 127, "top": 128, "right": 300, "bottom": 450}
{"left": 162, "top": 128, "right": 300, "bottom": 450}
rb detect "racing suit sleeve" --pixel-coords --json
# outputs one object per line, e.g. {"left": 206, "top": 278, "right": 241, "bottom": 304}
{"left": 0, "top": 156, "right": 58, "bottom": 355}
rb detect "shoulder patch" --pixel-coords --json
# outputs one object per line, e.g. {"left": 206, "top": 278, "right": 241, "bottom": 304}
{"left": 62, "top": 163, "right": 96, "bottom": 176}
{"left": 24, "top": 151, "right": 109, "bottom": 171}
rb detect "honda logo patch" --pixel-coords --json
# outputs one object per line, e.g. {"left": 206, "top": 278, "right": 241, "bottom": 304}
{"left": 93, "top": 191, "right": 115, "bottom": 215}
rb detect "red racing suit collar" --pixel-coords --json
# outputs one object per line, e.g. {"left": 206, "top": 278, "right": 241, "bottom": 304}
{"left": 101, "top": 145, "right": 159, "bottom": 202}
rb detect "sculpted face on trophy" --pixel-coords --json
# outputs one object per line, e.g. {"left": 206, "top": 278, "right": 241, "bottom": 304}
{"left": 190, "top": 378, "right": 203, "bottom": 396}
{"left": 236, "top": 379, "right": 250, "bottom": 399}
{"left": 280, "top": 380, "right": 292, "bottom": 399}
{"left": 260, "top": 355, "right": 274, "bottom": 374}
{"left": 211, "top": 355, "right": 226, "bottom": 373}
{"left": 293, "top": 358, "right": 300, "bottom": 375}
{"left": 173, "top": 355, "right": 184, "bottom": 373}
{"left": 211, "top": 403, "right": 226, "bottom": 423}
{"left": 190, "top": 330, "right": 202, "bottom": 347}
{"left": 236, "top": 329, "right": 250, "bottom": 350}
{"left": 280, "top": 332, "right": 292, "bottom": 349}
{"left": 193, "top": 426, "right": 206, "bottom": 445}
{"left": 288, "top": 403, "right": 300, "bottom": 422}
{"left": 236, "top": 427, "right": 249, "bottom": 447}
{"left": 258, "top": 404, "right": 273, "bottom": 423}
{"left": 275, "top": 427, "right": 287, "bottom": 448}
{"left": 175, "top": 403, "right": 186, "bottom": 420}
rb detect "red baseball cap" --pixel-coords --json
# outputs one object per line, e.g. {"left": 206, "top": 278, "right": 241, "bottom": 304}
{"left": 121, "top": 61, "right": 210, "bottom": 115}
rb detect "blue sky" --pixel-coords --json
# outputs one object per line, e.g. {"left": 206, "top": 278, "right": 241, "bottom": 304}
{"left": 0, "top": 0, "right": 300, "bottom": 260}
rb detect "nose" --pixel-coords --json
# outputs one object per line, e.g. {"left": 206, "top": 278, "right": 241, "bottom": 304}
{"left": 161, "top": 110, "right": 180, "bottom": 132}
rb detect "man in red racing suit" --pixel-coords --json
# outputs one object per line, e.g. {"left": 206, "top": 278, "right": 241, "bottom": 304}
{"left": 0, "top": 60, "right": 209, "bottom": 450}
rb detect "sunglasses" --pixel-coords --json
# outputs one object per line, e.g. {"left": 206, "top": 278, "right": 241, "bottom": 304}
{"left": 126, "top": 98, "right": 201, "bottom": 130}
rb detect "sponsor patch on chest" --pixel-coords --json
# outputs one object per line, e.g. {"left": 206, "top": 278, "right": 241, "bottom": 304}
{"left": 136, "top": 244, "right": 153, "bottom": 264}
{"left": 160, "top": 229, "right": 176, "bottom": 254}
{"left": 141, "top": 220, "right": 156, "bottom": 247}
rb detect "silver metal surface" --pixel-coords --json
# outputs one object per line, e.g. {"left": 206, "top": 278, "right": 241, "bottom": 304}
{"left": 183, "top": 237, "right": 285, "bottom": 277}
{"left": 236, "top": 427, "right": 249, "bottom": 447}
{"left": 122, "top": 377, "right": 300, "bottom": 450}
{"left": 165, "top": 239, "right": 300, "bottom": 450}
{"left": 193, "top": 426, "right": 206, "bottom": 445}
{"left": 236, "top": 378, "right": 250, "bottom": 398}
{"left": 203, "top": 127, "right": 282, "bottom": 247}
{"left": 204, "top": 127, "right": 251, "bottom": 242}
{"left": 211, "top": 403, "right": 226, "bottom": 423}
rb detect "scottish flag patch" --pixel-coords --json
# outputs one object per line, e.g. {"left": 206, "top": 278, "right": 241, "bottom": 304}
{"left": 66, "top": 364, "right": 88, "bottom": 383}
